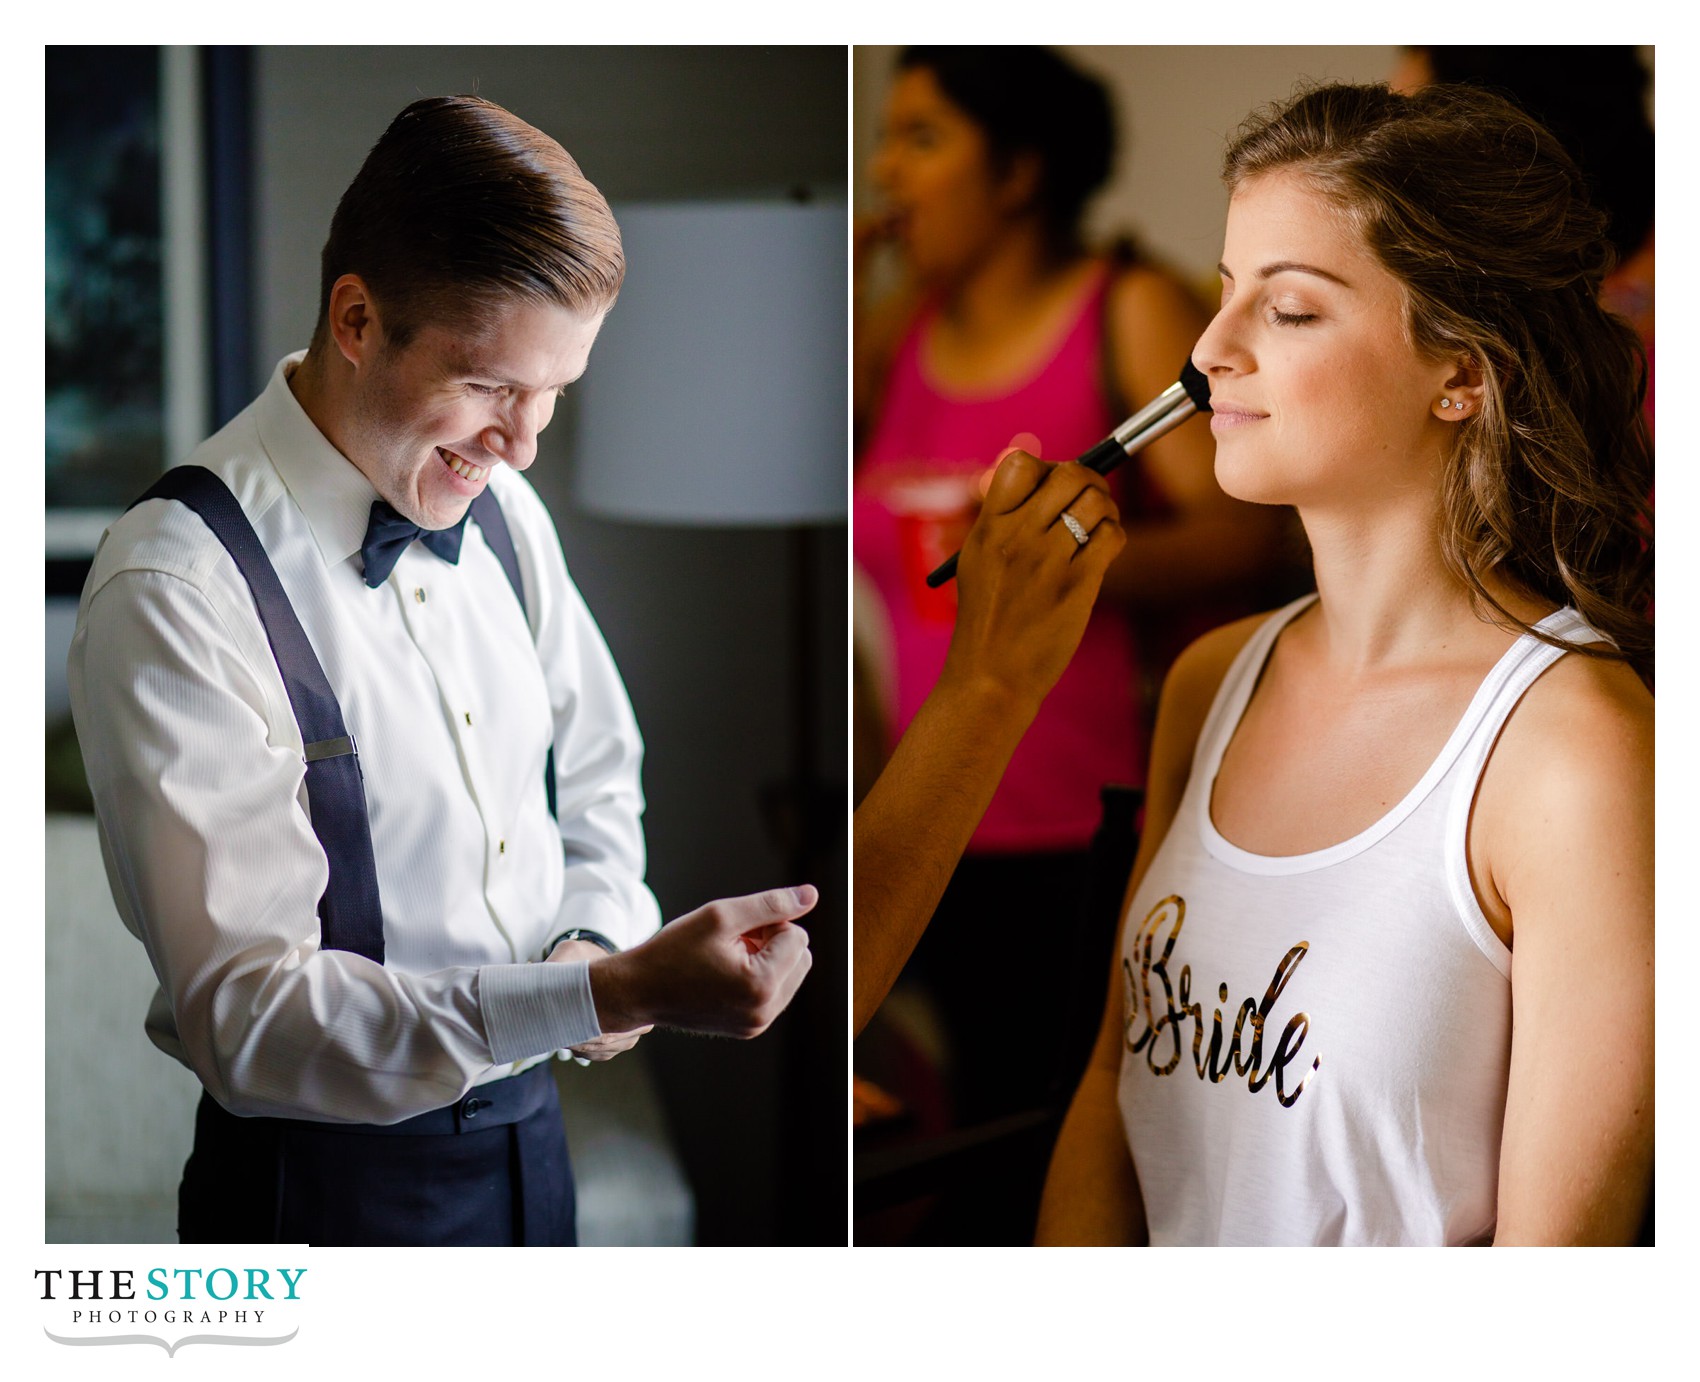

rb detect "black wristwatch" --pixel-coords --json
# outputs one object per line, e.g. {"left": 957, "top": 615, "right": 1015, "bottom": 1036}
{"left": 545, "top": 927, "right": 620, "bottom": 958}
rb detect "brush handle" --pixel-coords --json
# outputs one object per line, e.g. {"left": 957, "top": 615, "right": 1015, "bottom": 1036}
{"left": 922, "top": 361, "right": 1210, "bottom": 588}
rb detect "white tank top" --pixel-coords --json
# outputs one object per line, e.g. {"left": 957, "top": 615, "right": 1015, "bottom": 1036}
{"left": 1116, "top": 595, "right": 1599, "bottom": 1245}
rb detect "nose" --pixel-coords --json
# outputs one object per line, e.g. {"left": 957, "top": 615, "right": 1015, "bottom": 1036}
{"left": 480, "top": 394, "right": 554, "bottom": 471}
{"left": 480, "top": 422, "right": 535, "bottom": 471}
{"left": 1191, "top": 299, "right": 1250, "bottom": 380}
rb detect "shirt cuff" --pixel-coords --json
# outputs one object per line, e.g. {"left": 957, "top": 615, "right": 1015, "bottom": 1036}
{"left": 479, "top": 960, "right": 602, "bottom": 1064}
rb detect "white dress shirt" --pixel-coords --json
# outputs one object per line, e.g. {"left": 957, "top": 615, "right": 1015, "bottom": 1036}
{"left": 68, "top": 353, "right": 662, "bottom": 1125}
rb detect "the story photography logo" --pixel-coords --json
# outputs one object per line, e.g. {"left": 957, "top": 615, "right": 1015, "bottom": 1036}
{"left": 34, "top": 1250, "right": 306, "bottom": 1358}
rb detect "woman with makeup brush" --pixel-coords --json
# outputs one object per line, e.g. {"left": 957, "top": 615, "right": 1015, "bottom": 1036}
{"left": 1035, "top": 81, "right": 1652, "bottom": 1246}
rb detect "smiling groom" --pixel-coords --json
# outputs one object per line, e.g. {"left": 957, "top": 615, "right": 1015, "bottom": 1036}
{"left": 67, "top": 96, "right": 814, "bottom": 1247}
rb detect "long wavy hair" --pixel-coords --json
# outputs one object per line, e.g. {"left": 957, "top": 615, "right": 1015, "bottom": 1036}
{"left": 1224, "top": 83, "right": 1653, "bottom": 684}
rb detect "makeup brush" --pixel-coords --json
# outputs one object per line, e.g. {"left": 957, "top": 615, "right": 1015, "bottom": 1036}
{"left": 924, "top": 359, "right": 1213, "bottom": 588}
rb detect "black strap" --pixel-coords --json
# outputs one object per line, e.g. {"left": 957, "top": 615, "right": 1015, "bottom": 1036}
{"left": 130, "top": 467, "right": 387, "bottom": 963}
{"left": 469, "top": 490, "right": 557, "bottom": 820}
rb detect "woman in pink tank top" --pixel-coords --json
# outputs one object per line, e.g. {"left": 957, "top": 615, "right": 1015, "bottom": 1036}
{"left": 853, "top": 48, "right": 1290, "bottom": 1167}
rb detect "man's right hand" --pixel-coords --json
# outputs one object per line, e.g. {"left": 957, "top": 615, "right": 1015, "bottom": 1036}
{"left": 586, "top": 887, "right": 816, "bottom": 1038}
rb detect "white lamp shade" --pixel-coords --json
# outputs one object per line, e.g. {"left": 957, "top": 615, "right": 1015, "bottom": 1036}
{"left": 569, "top": 200, "right": 847, "bottom": 526}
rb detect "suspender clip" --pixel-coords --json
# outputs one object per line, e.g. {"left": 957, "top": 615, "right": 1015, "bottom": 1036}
{"left": 304, "top": 735, "right": 358, "bottom": 764}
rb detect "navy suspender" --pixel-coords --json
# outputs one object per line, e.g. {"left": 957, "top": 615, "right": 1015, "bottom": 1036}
{"left": 129, "top": 465, "right": 552, "bottom": 963}
{"left": 468, "top": 490, "right": 557, "bottom": 821}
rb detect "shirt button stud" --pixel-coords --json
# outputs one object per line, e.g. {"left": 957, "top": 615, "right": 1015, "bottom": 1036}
{"left": 414, "top": 588, "right": 426, "bottom": 604}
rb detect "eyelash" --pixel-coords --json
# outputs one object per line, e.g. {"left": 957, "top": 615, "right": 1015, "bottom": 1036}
{"left": 1269, "top": 309, "right": 1318, "bottom": 327}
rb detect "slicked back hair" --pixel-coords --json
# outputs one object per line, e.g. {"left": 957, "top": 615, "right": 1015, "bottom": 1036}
{"left": 314, "top": 95, "right": 624, "bottom": 352}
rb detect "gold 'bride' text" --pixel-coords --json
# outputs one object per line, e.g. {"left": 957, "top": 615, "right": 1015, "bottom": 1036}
{"left": 1122, "top": 894, "right": 1320, "bottom": 1108}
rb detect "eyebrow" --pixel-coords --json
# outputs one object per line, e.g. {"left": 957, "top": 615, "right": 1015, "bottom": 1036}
{"left": 1218, "top": 259, "right": 1353, "bottom": 288}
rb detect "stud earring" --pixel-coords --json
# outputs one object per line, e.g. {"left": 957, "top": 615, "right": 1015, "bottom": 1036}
{"left": 1441, "top": 399, "right": 1453, "bottom": 409}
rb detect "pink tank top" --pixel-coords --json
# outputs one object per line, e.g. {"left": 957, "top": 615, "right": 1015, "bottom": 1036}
{"left": 855, "top": 267, "right": 1145, "bottom": 852}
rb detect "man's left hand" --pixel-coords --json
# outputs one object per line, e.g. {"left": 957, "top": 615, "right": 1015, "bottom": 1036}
{"left": 565, "top": 1026, "right": 653, "bottom": 1061}
{"left": 546, "top": 938, "right": 654, "bottom": 1061}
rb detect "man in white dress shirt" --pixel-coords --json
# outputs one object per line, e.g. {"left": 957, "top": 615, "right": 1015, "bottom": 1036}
{"left": 67, "top": 95, "right": 814, "bottom": 1246}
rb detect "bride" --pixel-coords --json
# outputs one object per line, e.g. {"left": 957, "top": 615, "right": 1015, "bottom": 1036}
{"left": 1035, "top": 81, "right": 1652, "bottom": 1246}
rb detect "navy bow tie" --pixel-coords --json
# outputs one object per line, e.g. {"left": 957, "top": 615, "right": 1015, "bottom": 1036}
{"left": 360, "top": 500, "right": 470, "bottom": 588}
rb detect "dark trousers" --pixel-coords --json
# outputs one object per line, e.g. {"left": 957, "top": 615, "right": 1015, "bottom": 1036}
{"left": 178, "top": 1063, "right": 576, "bottom": 1246}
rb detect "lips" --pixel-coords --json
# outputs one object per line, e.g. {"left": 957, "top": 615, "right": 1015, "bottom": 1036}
{"left": 1208, "top": 401, "right": 1268, "bottom": 432}
{"left": 1207, "top": 398, "right": 1266, "bottom": 418}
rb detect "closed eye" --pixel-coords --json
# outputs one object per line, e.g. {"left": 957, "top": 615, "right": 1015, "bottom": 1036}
{"left": 1270, "top": 308, "right": 1318, "bottom": 326}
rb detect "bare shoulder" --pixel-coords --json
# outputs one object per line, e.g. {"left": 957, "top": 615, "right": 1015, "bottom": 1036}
{"left": 1104, "top": 261, "right": 1212, "bottom": 413}
{"left": 1166, "top": 611, "right": 1271, "bottom": 699}
{"left": 1491, "top": 649, "right": 1652, "bottom": 795}
{"left": 1476, "top": 648, "right": 1652, "bottom": 924}
{"left": 1106, "top": 260, "right": 1208, "bottom": 328}
{"left": 855, "top": 285, "right": 926, "bottom": 428}
{"left": 1148, "top": 611, "right": 1276, "bottom": 778}
{"left": 856, "top": 283, "right": 924, "bottom": 373}
{"left": 1123, "top": 610, "right": 1278, "bottom": 882}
